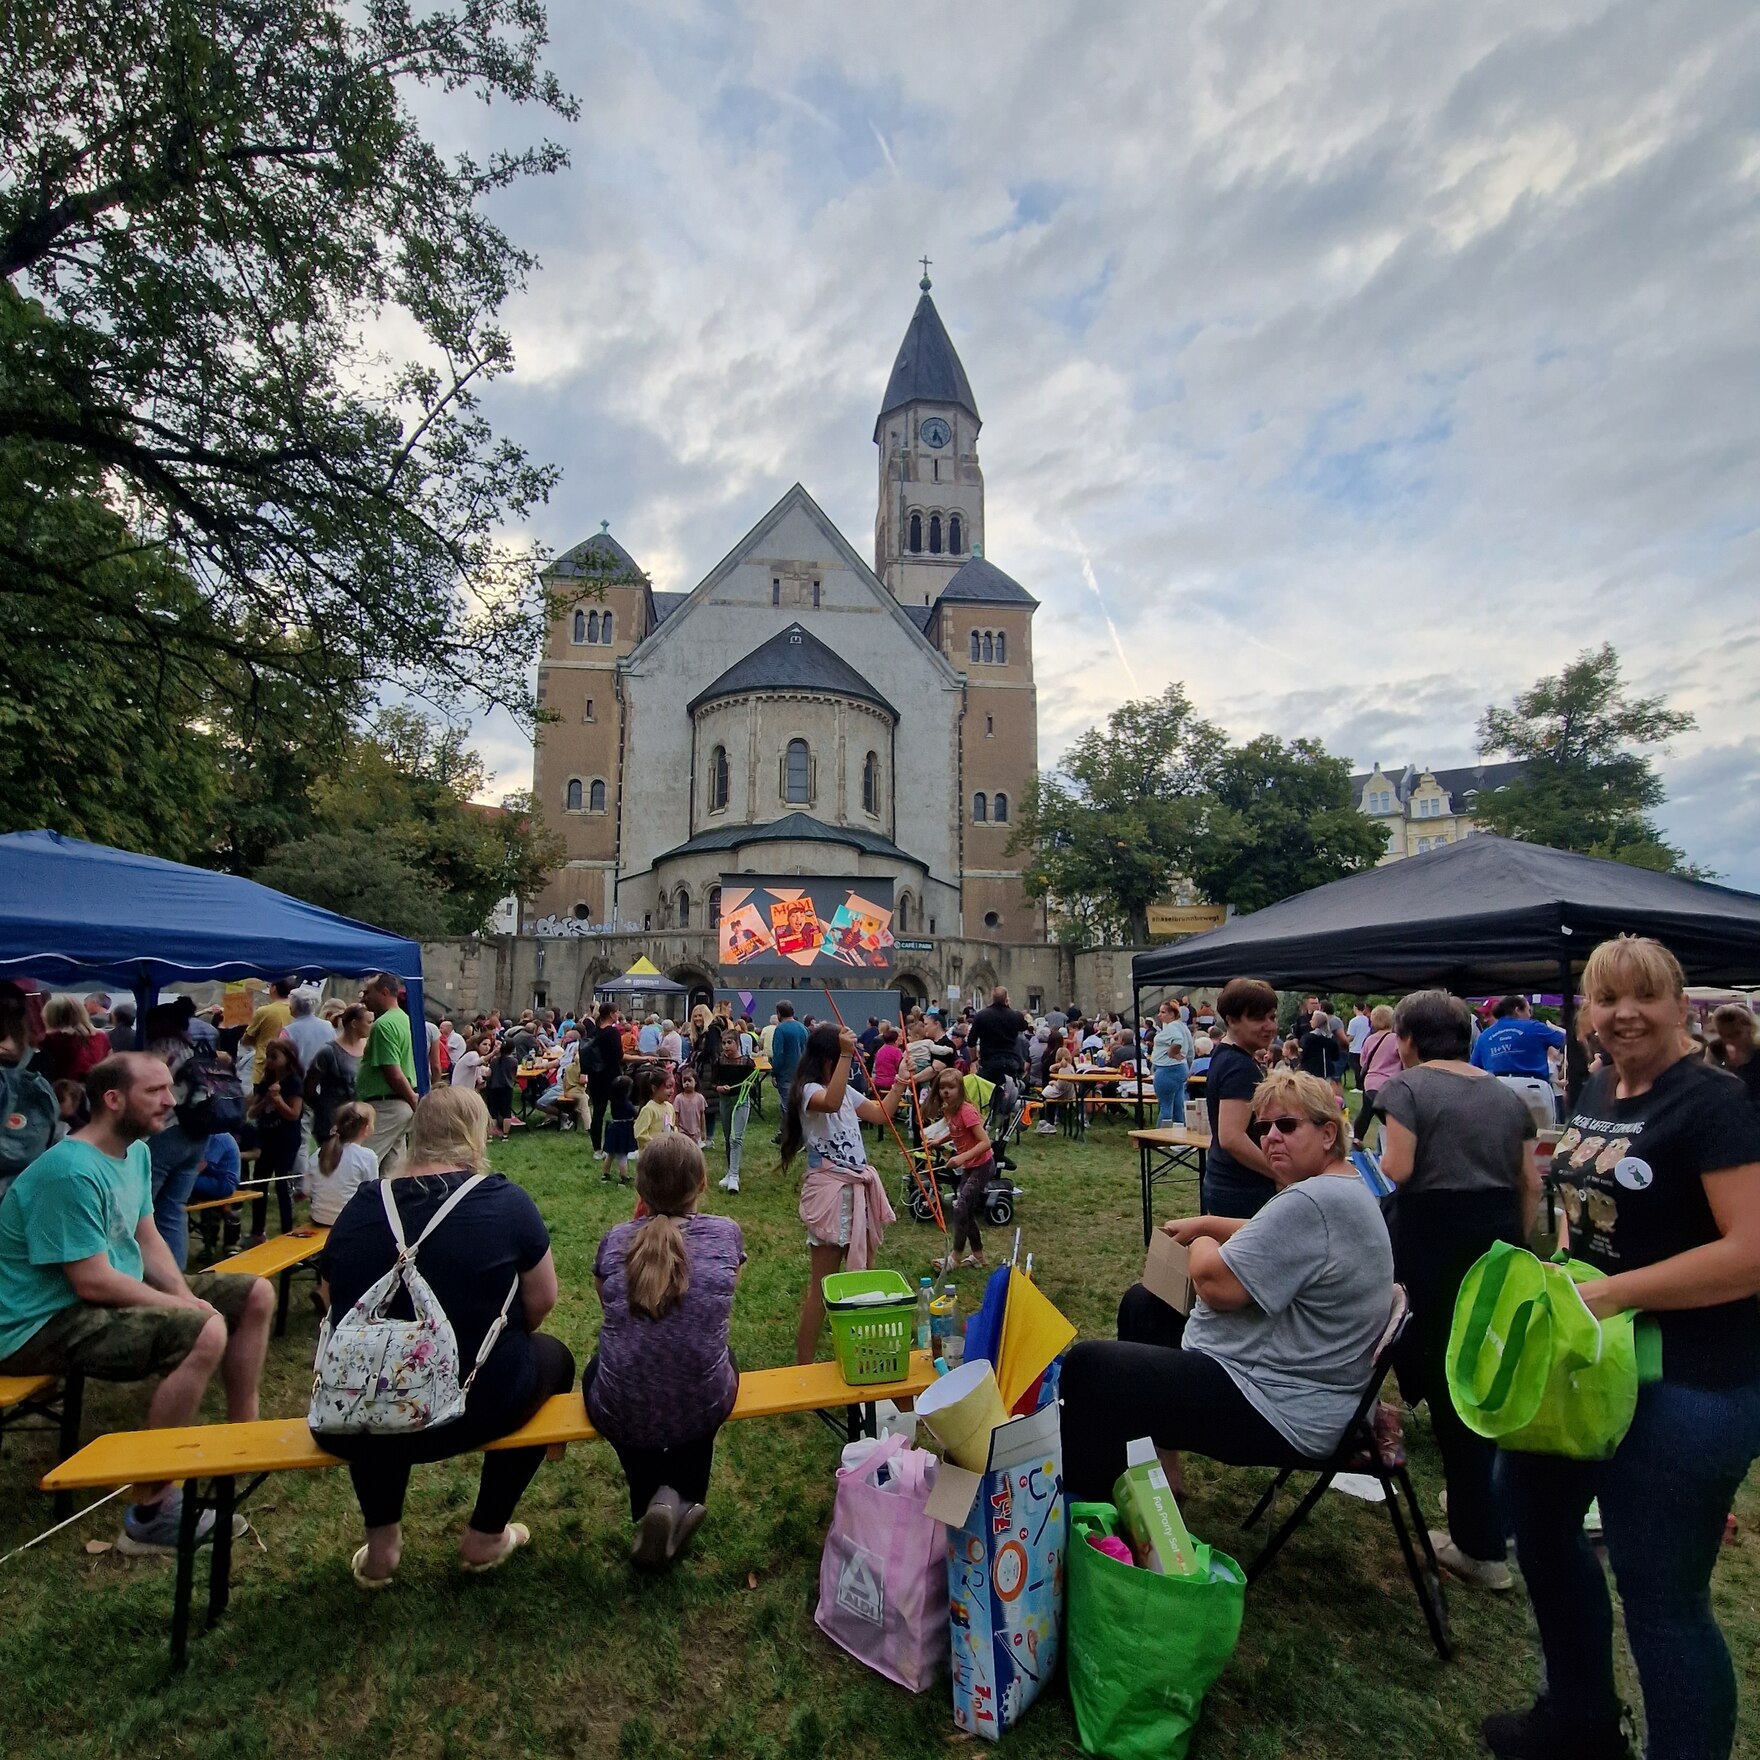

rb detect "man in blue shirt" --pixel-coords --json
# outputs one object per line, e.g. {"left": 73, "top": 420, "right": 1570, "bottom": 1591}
{"left": 768, "top": 1001, "right": 808, "bottom": 1125}
{"left": 1471, "top": 995, "right": 1567, "bottom": 1077}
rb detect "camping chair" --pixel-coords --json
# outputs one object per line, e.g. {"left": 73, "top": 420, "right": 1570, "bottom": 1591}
{"left": 1239, "top": 1287, "right": 1452, "bottom": 1659}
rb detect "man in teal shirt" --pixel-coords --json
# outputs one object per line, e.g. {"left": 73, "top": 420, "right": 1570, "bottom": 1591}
{"left": 0, "top": 1053, "right": 274, "bottom": 1554}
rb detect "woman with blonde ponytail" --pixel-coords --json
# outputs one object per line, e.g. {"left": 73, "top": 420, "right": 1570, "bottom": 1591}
{"left": 583, "top": 1135, "right": 744, "bottom": 1571}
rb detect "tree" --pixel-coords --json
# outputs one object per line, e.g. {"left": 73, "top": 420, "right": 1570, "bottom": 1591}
{"left": 1188, "top": 736, "right": 1388, "bottom": 913}
{"left": 1476, "top": 645, "right": 1698, "bottom": 872}
{"left": 1013, "top": 685, "right": 1224, "bottom": 944}
{"left": 254, "top": 831, "right": 446, "bottom": 941}
{"left": 2, "top": 1, "right": 578, "bottom": 724}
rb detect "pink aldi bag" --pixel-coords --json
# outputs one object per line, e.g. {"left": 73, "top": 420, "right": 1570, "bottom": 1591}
{"left": 816, "top": 1433, "right": 949, "bottom": 1692}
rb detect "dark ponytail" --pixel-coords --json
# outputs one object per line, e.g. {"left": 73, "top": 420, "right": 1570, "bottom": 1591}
{"left": 778, "top": 1023, "right": 845, "bottom": 1172}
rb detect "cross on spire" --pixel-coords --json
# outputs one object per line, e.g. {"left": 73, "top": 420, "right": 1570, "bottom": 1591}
{"left": 918, "top": 255, "right": 932, "bottom": 291}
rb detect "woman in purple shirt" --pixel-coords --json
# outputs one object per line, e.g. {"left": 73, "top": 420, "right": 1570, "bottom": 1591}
{"left": 584, "top": 1135, "right": 744, "bottom": 1571}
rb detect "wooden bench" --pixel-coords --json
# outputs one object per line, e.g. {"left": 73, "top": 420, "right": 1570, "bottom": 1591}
{"left": 210, "top": 1228, "right": 330, "bottom": 1337}
{"left": 186, "top": 1173, "right": 299, "bottom": 1217}
{"left": 0, "top": 1373, "right": 86, "bottom": 1518}
{"left": 43, "top": 1352, "right": 936, "bottom": 1667}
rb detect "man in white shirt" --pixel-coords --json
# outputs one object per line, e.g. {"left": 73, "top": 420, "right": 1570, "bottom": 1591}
{"left": 1345, "top": 1002, "right": 1373, "bottom": 1083}
{"left": 442, "top": 1019, "right": 466, "bottom": 1070}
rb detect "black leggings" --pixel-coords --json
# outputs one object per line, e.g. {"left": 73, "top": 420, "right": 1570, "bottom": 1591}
{"left": 325, "top": 1334, "right": 576, "bottom": 1531}
{"left": 1059, "top": 1284, "right": 1304, "bottom": 1501}
{"left": 588, "top": 1080, "right": 615, "bottom": 1150}
{"left": 582, "top": 1355, "right": 728, "bottom": 1522}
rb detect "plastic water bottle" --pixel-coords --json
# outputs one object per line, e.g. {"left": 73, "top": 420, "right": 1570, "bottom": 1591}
{"left": 914, "top": 1276, "right": 935, "bottom": 1351}
{"left": 942, "top": 1284, "right": 965, "bottom": 1369}
{"left": 929, "top": 1284, "right": 954, "bottom": 1358}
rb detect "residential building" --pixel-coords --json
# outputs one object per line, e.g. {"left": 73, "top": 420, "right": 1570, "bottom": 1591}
{"left": 1351, "top": 761, "right": 1528, "bottom": 862}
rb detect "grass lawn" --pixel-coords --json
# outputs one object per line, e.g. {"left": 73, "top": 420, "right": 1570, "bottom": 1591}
{"left": 1, "top": 1112, "right": 1756, "bottom": 1759}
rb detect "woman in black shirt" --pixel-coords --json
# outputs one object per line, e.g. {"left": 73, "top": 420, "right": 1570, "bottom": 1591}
{"left": 1201, "top": 979, "right": 1282, "bottom": 1217}
{"left": 245, "top": 1040, "right": 304, "bottom": 1244}
{"left": 315, "top": 1087, "right": 573, "bottom": 1586}
{"left": 1484, "top": 937, "right": 1760, "bottom": 1760}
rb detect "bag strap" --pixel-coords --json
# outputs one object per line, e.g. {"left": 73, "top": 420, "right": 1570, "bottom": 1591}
{"left": 842, "top": 1431, "right": 909, "bottom": 1482}
{"left": 379, "top": 1173, "right": 489, "bottom": 1261}
{"left": 1452, "top": 1243, "right": 1533, "bottom": 1413}
{"left": 460, "top": 1273, "right": 522, "bottom": 1396}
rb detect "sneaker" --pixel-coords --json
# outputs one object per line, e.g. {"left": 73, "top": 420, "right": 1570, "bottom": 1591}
{"left": 1033, "top": 1121, "right": 1058, "bottom": 1135}
{"left": 667, "top": 1501, "right": 707, "bottom": 1561}
{"left": 1429, "top": 1531, "right": 1513, "bottom": 1591}
{"left": 631, "top": 1487, "right": 680, "bottom": 1572}
{"left": 1583, "top": 1497, "right": 1604, "bottom": 1541}
{"left": 1481, "top": 1696, "right": 1632, "bottom": 1759}
{"left": 117, "top": 1493, "right": 215, "bottom": 1557}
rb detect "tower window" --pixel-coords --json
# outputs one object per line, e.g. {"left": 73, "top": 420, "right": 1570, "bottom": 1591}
{"left": 586, "top": 610, "right": 599, "bottom": 642}
{"left": 969, "top": 630, "right": 981, "bottom": 662}
{"left": 929, "top": 514, "right": 943, "bottom": 555}
{"left": 675, "top": 888, "right": 690, "bottom": 929}
{"left": 709, "top": 744, "right": 729, "bottom": 812}
{"left": 949, "top": 514, "right": 962, "bottom": 555}
{"left": 565, "top": 779, "right": 582, "bottom": 812}
{"left": 784, "top": 738, "right": 811, "bottom": 804}
{"left": 995, "top": 630, "right": 1006, "bottom": 664}
{"left": 571, "top": 903, "right": 591, "bottom": 922}
{"left": 909, "top": 512, "right": 922, "bottom": 554}
{"left": 984, "top": 911, "right": 1001, "bottom": 931}
{"left": 862, "top": 750, "right": 880, "bottom": 815}
{"left": 982, "top": 632, "right": 994, "bottom": 664}
{"left": 812, "top": 579, "right": 821, "bottom": 608}
{"left": 985, "top": 715, "right": 994, "bottom": 736}
{"left": 896, "top": 894, "right": 910, "bottom": 934}
{"left": 993, "top": 793, "right": 1008, "bottom": 823}
{"left": 572, "top": 610, "right": 586, "bottom": 644}
{"left": 583, "top": 698, "right": 595, "bottom": 722}
{"left": 972, "top": 792, "right": 988, "bottom": 823}
{"left": 600, "top": 611, "right": 613, "bottom": 645}
{"left": 772, "top": 577, "right": 781, "bottom": 606}
{"left": 589, "top": 779, "right": 606, "bottom": 813}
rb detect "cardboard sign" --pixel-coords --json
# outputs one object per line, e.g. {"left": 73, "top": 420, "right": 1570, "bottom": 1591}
{"left": 1142, "top": 1229, "right": 1194, "bottom": 1316}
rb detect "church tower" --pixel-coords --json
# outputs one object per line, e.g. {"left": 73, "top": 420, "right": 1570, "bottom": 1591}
{"left": 874, "top": 272, "right": 985, "bottom": 604}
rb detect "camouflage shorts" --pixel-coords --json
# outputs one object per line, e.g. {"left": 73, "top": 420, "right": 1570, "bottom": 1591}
{"left": 0, "top": 1271, "right": 264, "bottom": 1381}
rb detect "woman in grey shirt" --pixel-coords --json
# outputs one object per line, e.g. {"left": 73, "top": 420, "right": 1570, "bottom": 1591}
{"left": 1378, "top": 988, "right": 1537, "bottom": 1592}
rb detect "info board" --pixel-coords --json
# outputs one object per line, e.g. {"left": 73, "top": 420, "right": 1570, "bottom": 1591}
{"left": 717, "top": 875, "right": 895, "bottom": 974}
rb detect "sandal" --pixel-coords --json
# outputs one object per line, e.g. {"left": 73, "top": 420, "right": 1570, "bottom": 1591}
{"left": 460, "top": 1521, "right": 530, "bottom": 1574}
{"left": 961, "top": 1254, "right": 985, "bottom": 1268}
{"left": 351, "top": 1545, "right": 396, "bottom": 1591}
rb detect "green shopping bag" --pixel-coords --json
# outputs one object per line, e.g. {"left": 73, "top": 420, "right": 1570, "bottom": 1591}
{"left": 1447, "top": 1240, "right": 1638, "bottom": 1460}
{"left": 1067, "top": 1503, "right": 1245, "bottom": 1760}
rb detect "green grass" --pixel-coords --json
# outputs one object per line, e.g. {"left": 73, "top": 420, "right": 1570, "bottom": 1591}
{"left": 1, "top": 1113, "right": 1756, "bottom": 1759}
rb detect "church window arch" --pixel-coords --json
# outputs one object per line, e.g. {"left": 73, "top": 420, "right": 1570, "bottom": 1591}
{"left": 709, "top": 745, "right": 730, "bottom": 813}
{"left": 949, "top": 514, "right": 963, "bottom": 555}
{"left": 589, "top": 778, "right": 607, "bottom": 813}
{"left": 784, "top": 738, "right": 812, "bottom": 805}
{"left": 675, "top": 887, "right": 691, "bottom": 929}
{"left": 572, "top": 610, "right": 586, "bottom": 644}
{"left": 929, "top": 514, "right": 943, "bottom": 554}
{"left": 982, "top": 632, "right": 994, "bottom": 664}
{"left": 565, "top": 778, "right": 582, "bottom": 812}
{"left": 995, "top": 630, "right": 1006, "bottom": 664}
{"left": 993, "top": 792, "right": 1008, "bottom": 824}
{"left": 972, "top": 792, "right": 988, "bottom": 823}
{"left": 969, "top": 629, "right": 981, "bottom": 662}
{"left": 908, "top": 512, "right": 922, "bottom": 554}
{"left": 896, "top": 892, "right": 912, "bottom": 934}
{"left": 600, "top": 611, "right": 614, "bottom": 645}
{"left": 708, "top": 885, "right": 722, "bottom": 929}
{"left": 862, "top": 750, "right": 880, "bottom": 816}
{"left": 586, "top": 610, "right": 599, "bottom": 643}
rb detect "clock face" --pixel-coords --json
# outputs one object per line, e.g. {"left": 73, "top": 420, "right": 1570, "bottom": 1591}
{"left": 921, "top": 416, "right": 952, "bottom": 450}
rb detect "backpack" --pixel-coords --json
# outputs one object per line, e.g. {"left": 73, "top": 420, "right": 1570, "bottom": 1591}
{"left": 308, "top": 1175, "right": 518, "bottom": 1436}
{"left": 173, "top": 1045, "right": 249, "bottom": 1137}
{"left": 578, "top": 1031, "right": 605, "bottom": 1079}
{"left": 0, "top": 1060, "right": 59, "bottom": 1197}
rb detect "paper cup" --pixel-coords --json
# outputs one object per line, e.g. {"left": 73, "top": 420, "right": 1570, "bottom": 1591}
{"left": 916, "top": 1359, "right": 1008, "bottom": 1471}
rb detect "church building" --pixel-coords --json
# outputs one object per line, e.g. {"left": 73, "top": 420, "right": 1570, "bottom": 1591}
{"left": 529, "top": 278, "right": 1044, "bottom": 947}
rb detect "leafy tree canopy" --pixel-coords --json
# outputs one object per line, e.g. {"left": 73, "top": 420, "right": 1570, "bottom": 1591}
{"left": 1476, "top": 644, "right": 1699, "bottom": 874}
{"left": 253, "top": 831, "right": 447, "bottom": 943}
{"left": 1, "top": 0, "right": 577, "bottom": 720}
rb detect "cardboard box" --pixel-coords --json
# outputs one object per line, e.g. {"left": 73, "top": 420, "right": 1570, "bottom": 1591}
{"left": 1113, "top": 1438, "right": 1202, "bottom": 1577}
{"left": 1141, "top": 1229, "right": 1194, "bottom": 1316}
{"left": 924, "top": 1401, "right": 1064, "bottom": 1741}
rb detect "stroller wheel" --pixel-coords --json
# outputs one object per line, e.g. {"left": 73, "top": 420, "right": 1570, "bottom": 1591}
{"left": 986, "top": 1194, "right": 1014, "bottom": 1226}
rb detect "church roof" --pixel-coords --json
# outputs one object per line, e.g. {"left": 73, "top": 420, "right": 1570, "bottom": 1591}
{"left": 653, "top": 812, "right": 915, "bottom": 867}
{"left": 687, "top": 622, "right": 898, "bottom": 718}
{"left": 901, "top": 603, "right": 936, "bottom": 632}
{"left": 874, "top": 290, "right": 980, "bottom": 440}
{"left": 546, "top": 525, "right": 646, "bottom": 582}
{"left": 650, "top": 591, "right": 690, "bottom": 625}
{"left": 936, "top": 555, "right": 1037, "bottom": 607}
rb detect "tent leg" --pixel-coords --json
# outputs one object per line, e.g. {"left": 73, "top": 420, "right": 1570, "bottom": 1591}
{"left": 1132, "top": 981, "right": 1144, "bottom": 1133}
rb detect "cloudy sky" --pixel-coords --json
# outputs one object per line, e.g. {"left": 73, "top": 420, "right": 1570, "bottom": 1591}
{"left": 451, "top": 0, "right": 1759, "bottom": 885}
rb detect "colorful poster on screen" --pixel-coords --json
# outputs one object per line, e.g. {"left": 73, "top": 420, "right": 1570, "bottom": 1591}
{"left": 717, "top": 876, "right": 895, "bottom": 973}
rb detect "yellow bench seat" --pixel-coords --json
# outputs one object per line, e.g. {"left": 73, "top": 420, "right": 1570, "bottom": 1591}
{"left": 0, "top": 1374, "right": 58, "bottom": 1410}
{"left": 211, "top": 1228, "right": 329, "bottom": 1280}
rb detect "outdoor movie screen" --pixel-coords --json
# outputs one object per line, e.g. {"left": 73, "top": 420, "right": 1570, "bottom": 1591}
{"left": 716, "top": 875, "right": 895, "bottom": 974}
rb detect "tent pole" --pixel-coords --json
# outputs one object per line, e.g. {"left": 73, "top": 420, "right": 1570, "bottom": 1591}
{"left": 1559, "top": 954, "right": 1576, "bottom": 1046}
{"left": 1132, "top": 980, "right": 1145, "bottom": 1133}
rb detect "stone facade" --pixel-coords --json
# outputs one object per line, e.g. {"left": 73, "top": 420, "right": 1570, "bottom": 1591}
{"left": 1352, "top": 760, "right": 1528, "bottom": 863}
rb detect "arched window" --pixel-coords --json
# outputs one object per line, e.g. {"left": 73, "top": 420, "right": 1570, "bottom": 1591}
{"left": 896, "top": 893, "right": 910, "bottom": 934}
{"left": 708, "top": 885, "right": 722, "bottom": 929}
{"left": 709, "top": 744, "right": 729, "bottom": 812}
{"left": 862, "top": 750, "right": 880, "bottom": 815}
{"left": 572, "top": 610, "right": 586, "bottom": 643}
{"left": 675, "top": 888, "right": 690, "bottom": 929}
{"left": 908, "top": 512, "right": 922, "bottom": 554}
{"left": 589, "top": 779, "right": 606, "bottom": 813}
{"left": 993, "top": 792, "right": 1008, "bottom": 823}
{"left": 565, "top": 779, "right": 582, "bottom": 812}
{"left": 969, "top": 630, "right": 981, "bottom": 662}
{"left": 949, "top": 514, "right": 963, "bottom": 555}
{"left": 995, "top": 630, "right": 1006, "bottom": 664}
{"left": 600, "top": 611, "right": 613, "bottom": 645}
{"left": 784, "top": 739, "right": 811, "bottom": 804}
{"left": 586, "top": 610, "right": 599, "bottom": 642}
{"left": 929, "top": 514, "right": 943, "bottom": 554}
{"left": 973, "top": 792, "right": 988, "bottom": 823}
{"left": 982, "top": 632, "right": 994, "bottom": 663}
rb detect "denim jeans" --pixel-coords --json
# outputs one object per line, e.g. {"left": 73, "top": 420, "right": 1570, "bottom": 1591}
{"left": 718, "top": 1091, "right": 750, "bottom": 1180}
{"left": 1152, "top": 1061, "right": 1189, "bottom": 1128}
{"left": 148, "top": 1123, "right": 207, "bottom": 1269}
{"left": 1504, "top": 1375, "right": 1760, "bottom": 1759}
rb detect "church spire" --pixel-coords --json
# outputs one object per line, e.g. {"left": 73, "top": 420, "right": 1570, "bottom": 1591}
{"left": 873, "top": 281, "right": 980, "bottom": 442}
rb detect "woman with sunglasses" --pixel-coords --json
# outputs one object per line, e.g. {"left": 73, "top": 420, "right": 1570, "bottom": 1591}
{"left": 1060, "top": 1068, "right": 1394, "bottom": 1502}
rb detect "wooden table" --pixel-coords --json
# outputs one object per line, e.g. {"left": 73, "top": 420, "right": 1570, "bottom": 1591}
{"left": 1128, "top": 1125, "right": 1210, "bottom": 1246}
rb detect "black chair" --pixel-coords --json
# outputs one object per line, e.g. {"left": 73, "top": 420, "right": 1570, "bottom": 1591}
{"left": 1241, "top": 1287, "right": 1452, "bottom": 1659}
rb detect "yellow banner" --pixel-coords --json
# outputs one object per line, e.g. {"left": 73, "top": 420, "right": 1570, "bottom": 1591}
{"left": 1146, "top": 905, "right": 1226, "bottom": 938}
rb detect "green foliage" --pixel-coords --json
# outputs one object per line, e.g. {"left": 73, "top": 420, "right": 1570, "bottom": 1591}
{"left": 1, "top": 0, "right": 577, "bottom": 723}
{"left": 1476, "top": 645, "right": 1700, "bottom": 873}
{"left": 254, "top": 829, "right": 446, "bottom": 939}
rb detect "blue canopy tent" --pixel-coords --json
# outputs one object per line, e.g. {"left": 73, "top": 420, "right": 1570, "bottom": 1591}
{"left": 0, "top": 831, "right": 429, "bottom": 1091}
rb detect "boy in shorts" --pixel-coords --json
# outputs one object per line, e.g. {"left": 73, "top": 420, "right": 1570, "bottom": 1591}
{"left": 0, "top": 1053, "right": 275, "bottom": 1553}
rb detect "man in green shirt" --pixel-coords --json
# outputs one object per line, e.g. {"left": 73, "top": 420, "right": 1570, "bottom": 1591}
{"left": 0, "top": 1053, "right": 274, "bottom": 1554}
{"left": 357, "top": 972, "right": 420, "bottom": 1176}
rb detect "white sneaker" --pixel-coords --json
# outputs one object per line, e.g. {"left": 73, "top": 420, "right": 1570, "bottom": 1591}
{"left": 1034, "top": 1121, "right": 1058, "bottom": 1135}
{"left": 719, "top": 1174, "right": 739, "bottom": 1193}
{"left": 1428, "top": 1530, "right": 1513, "bottom": 1591}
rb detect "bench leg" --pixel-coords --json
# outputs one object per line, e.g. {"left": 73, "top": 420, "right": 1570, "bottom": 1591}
{"left": 52, "top": 1372, "right": 85, "bottom": 1521}
{"left": 170, "top": 1483, "right": 203, "bottom": 1671}
{"left": 275, "top": 1269, "right": 292, "bottom": 1338}
{"left": 207, "top": 1476, "right": 236, "bottom": 1628}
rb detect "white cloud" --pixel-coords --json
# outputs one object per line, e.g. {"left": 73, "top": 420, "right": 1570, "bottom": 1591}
{"left": 438, "top": 0, "right": 1759, "bottom": 883}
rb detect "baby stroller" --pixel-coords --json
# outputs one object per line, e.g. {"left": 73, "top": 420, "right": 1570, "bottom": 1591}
{"left": 900, "top": 1071, "right": 1025, "bottom": 1227}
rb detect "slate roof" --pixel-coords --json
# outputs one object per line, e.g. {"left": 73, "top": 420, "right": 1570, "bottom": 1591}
{"left": 936, "top": 555, "right": 1038, "bottom": 607}
{"left": 901, "top": 602, "right": 936, "bottom": 632}
{"left": 652, "top": 812, "right": 914, "bottom": 867}
{"left": 650, "top": 591, "right": 690, "bottom": 625}
{"left": 546, "top": 527, "right": 646, "bottom": 582}
{"left": 1352, "top": 760, "right": 1529, "bottom": 816}
{"left": 687, "top": 623, "right": 898, "bottom": 718}
{"left": 874, "top": 291, "right": 980, "bottom": 439}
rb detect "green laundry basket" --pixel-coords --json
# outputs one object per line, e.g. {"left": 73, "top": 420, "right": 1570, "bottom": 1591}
{"left": 822, "top": 1269, "right": 915, "bottom": 1385}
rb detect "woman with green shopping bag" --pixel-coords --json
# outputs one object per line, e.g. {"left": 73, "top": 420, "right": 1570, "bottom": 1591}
{"left": 1482, "top": 936, "right": 1760, "bottom": 1760}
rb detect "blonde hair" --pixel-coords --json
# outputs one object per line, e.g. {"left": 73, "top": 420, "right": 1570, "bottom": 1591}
{"left": 406, "top": 1086, "right": 491, "bottom": 1175}
{"left": 1252, "top": 1067, "right": 1353, "bottom": 1158}
{"left": 625, "top": 1136, "right": 705, "bottom": 1320}
{"left": 319, "top": 1101, "right": 376, "bottom": 1176}
{"left": 1582, "top": 935, "right": 1685, "bottom": 1006}
{"left": 1370, "top": 1004, "right": 1395, "bottom": 1029}
{"left": 44, "top": 995, "right": 94, "bottom": 1036}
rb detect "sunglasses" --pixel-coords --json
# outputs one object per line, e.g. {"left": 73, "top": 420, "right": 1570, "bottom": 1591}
{"left": 1246, "top": 1114, "right": 1310, "bottom": 1143}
